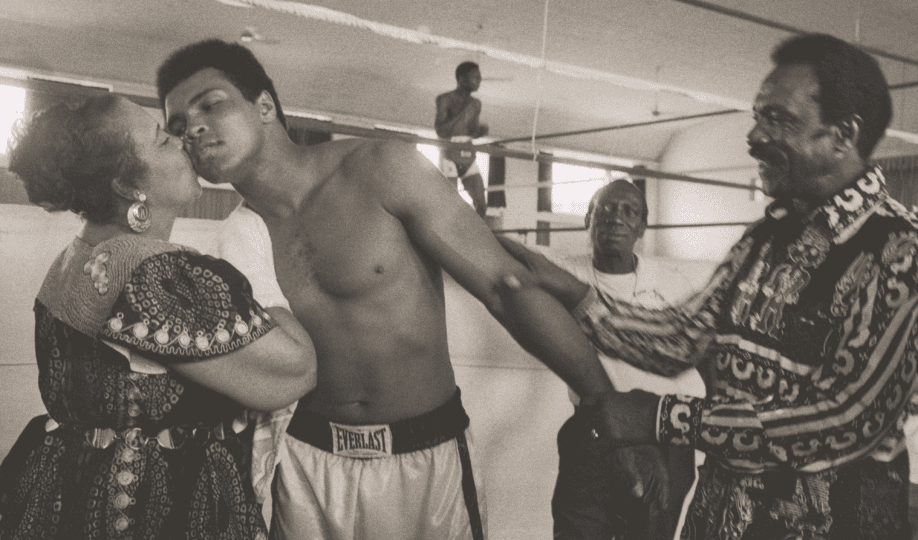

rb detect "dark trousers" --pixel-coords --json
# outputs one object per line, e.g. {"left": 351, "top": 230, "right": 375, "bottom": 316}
{"left": 683, "top": 452, "right": 913, "bottom": 540}
{"left": 552, "top": 412, "right": 696, "bottom": 540}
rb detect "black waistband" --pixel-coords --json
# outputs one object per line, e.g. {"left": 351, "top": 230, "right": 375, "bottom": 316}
{"left": 287, "top": 388, "right": 469, "bottom": 455}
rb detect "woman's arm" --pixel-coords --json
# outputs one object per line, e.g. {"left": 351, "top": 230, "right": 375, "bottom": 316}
{"left": 169, "top": 306, "right": 316, "bottom": 412}
{"left": 100, "top": 250, "right": 317, "bottom": 412}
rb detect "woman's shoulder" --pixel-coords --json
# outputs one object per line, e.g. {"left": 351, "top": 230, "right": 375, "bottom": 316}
{"left": 37, "top": 235, "right": 204, "bottom": 337}
{"left": 97, "top": 237, "right": 254, "bottom": 304}
{"left": 80, "top": 236, "right": 204, "bottom": 301}
{"left": 94, "top": 235, "right": 198, "bottom": 264}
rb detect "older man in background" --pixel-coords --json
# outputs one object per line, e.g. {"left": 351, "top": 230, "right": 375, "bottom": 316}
{"left": 528, "top": 179, "right": 709, "bottom": 540}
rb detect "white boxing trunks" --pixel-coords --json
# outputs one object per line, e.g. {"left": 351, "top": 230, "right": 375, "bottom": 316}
{"left": 439, "top": 136, "right": 480, "bottom": 179}
{"left": 270, "top": 389, "right": 487, "bottom": 540}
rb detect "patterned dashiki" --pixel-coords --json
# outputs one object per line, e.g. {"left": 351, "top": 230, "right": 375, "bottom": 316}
{"left": 572, "top": 166, "right": 918, "bottom": 539}
{"left": 0, "top": 235, "right": 275, "bottom": 539}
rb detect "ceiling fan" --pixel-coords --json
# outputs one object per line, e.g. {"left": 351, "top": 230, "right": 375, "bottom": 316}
{"left": 239, "top": 26, "right": 281, "bottom": 45}
{"left": 648, "top": 66, "right": 699, "bottom": 118}
{"left": 214, "top": 0, "right": 253, "bottom": 7}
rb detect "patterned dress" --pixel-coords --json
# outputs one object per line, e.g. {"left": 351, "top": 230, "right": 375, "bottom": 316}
{"left": 0, "top": 235, "right": 276, "bottom": 539}
{"left": 572, "top": 166, "right": 918, "bottom": 539}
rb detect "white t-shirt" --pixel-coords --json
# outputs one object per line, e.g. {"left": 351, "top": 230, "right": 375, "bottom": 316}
{"left": 541, "top": 250, "right": 711, "bottom": 404}
{"left": 217, "top": 204, "right": 290, "bottom": 311}
{"left": 215, "top": 204, "right": 294, "bottom": 528}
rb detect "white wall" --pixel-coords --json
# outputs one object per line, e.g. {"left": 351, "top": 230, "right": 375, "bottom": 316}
{"left": 652, "top": 113, "right": 768, "bottom": 262}
{"left": 0, "top": 206, "right": 81, "bottom": 453}
{"left": 0, "top": 202, "right": 571, "bottom": 540}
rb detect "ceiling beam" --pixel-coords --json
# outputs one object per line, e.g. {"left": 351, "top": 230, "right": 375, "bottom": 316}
{"left": 673, "top": 0, "right": 918, "bottom": 68}
{"left": 228, "top": 0, "right": 751, "bottom": 110}
{"left": 286, "top": 115, "right": 755, "bottom": 192}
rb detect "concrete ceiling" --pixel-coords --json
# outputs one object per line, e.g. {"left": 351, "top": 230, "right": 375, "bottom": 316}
{"left": 3, "top": 0, "right": 918, "bottom": 164}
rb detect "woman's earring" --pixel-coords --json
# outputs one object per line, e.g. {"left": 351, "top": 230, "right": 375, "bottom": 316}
{"left": 127, "top": 193, "right": 151, "bottom": 233}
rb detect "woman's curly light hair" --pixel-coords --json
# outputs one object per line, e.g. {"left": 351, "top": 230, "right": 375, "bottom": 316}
{"left": 7, "top": 94, "right": 148, "bottom": 224}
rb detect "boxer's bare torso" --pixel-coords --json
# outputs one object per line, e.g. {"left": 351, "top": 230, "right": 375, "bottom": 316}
{"left": 263, "top": 139, "right": 457, "bottom": 424}
{"left": 435, "top": 90, "right": 484, "bottom": 165}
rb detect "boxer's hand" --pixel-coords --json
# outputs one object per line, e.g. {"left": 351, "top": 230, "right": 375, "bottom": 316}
{"left": 613, "top": 444, "right": 676, "bottom": 538}
{"left": 581, "top": 388, "right": 659, "bottom": 446}
{"left": 613, "top": 445, "right": 671, "bottom": 511}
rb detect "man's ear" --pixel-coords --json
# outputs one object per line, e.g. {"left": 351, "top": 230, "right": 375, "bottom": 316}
{"left": 256, "top": 90, "right": 277, "bottom": 124}
{"left": 834, "top": 114, "right": 861, "bottom": 153}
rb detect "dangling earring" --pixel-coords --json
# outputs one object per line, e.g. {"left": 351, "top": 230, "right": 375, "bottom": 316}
{"left": 127, "top": 192, "right": 151, "bottom": 233}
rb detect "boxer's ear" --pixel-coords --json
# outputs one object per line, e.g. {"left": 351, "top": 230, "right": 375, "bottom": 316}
{"left": 256, "top": 91, "right": 276, "bottom": 124}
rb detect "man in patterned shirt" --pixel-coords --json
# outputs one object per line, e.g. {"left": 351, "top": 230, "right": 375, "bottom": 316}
{"left": 499, "top": 33, "right": 917, "bottom": 539}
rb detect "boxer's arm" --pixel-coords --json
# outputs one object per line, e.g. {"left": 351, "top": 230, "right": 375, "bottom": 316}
{"left": 435, "top": 95, "right": 481, "bottom": 139}
{"left": 376, "top": 140, "right": 614, "bottom": 400}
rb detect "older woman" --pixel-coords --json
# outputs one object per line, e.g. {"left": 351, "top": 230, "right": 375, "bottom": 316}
{"left": 0, "top": 94, "right": 316, "bottom": 539}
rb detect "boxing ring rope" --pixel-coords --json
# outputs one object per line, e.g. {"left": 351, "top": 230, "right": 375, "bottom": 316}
{"left": 285, "top": 114, "right": 758, "bottom": 193}
{"left": 284, "top": 113, "right": 760, "bottom": 245}
{"left": 103, "top": 88, "right": 754, "bottom": 195}
{"left": 491, "top": 109, "right": 741, "bottom": 146}
{"left": 493, "top": 221, "right": 754, "bottom": 237}
{"left": 98, "top": 93, "right": 752, "bottom": 246}
{"left": 113, "top": 88, "right": 759, "bottom": 235}
{"left": 669, "top": 0, "right": 918, "bottom": 146}
{"left": 529, "top": 0, "right": 551, "bottom": 157}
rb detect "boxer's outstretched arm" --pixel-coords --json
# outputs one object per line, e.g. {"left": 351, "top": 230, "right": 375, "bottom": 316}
{"left": 375, "top": 140, "right": 614, "bottom": 401}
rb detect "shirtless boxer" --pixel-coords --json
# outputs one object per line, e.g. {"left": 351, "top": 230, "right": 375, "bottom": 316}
{"left": 157, "top": 40, "right": 614, "bottom": 540}
{"left": 435, "top": 61, "right": 489, "bottom": 217}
